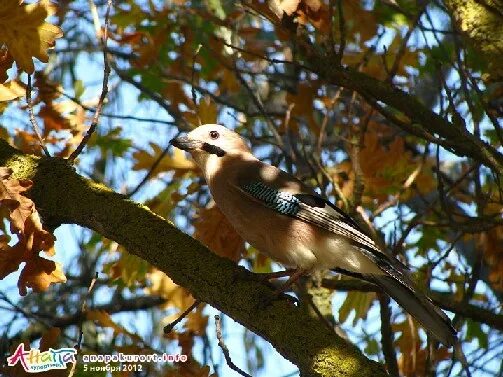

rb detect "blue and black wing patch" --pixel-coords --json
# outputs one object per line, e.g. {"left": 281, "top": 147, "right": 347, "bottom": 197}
{"left": 241, "top": 181, "right": 301, "bottom": 216}
{"left": 240, "top": 181, "right": 396, "bottom": 264}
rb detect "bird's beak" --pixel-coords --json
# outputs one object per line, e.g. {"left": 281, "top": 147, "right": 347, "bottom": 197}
{"left": 169, "top": 135, "right": 202, "bottom": 151}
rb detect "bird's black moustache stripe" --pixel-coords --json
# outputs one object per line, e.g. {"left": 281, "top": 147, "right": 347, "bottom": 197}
{"left": 202, "top": 143, "right": 226, "bottom": 157}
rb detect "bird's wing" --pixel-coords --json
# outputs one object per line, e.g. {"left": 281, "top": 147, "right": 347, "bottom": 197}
{"left": 234, "top": 179, "right": 400, "bottom": 269}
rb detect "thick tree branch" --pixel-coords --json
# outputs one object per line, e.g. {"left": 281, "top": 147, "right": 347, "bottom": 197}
{"left": 303, "top": 59, "right": 503, "bottom": 173}
{"left": 0, "top": 140, "right": 386, "bottom": 377}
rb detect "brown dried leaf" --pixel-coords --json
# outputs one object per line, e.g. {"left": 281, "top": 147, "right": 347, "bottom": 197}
{"left": 193, "top": 202, "right": 245, "bottom": 262}
{"left": 198, "top": 96, "right": 218, "bottom": 124}
{"left": 18, "top": 255, "right": 66, "bottom": 296}
{"left": 0, "top": 48, "right": 14, "bottom": 83}
{"left": 0, "top": 167, "right": 33, "bottom": 234}
{"left": 39, "top": 327, "right": 61, "bottom": 350}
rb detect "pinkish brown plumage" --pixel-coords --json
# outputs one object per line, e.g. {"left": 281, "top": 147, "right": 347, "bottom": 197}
{"left": 170, "top": 124, "right": 457, "bottom": 347}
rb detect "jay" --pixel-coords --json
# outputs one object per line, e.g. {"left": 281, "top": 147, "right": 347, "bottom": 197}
{"left": 170, "top": 124, "right": 457, "bottom": 347}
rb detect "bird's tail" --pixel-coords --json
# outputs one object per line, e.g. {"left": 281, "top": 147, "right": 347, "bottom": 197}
{"left": 368, "top": 274, "right": 457, "bottom": 347}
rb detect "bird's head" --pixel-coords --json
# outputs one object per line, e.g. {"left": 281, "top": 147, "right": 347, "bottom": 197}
{"left": 170, "top": 124, "right": 250, "bottom": 169}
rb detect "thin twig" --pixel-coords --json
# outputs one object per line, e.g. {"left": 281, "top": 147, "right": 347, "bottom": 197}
{"left": 388, "top": 5, "right": 425, "bottom": 80}
{"left": 214, "top": 314, "right": 252, "bottom": 377}
{"left": 45, "top": 83, "right": 175, "bottom": 125}
{"left": 26, "top": 74, "right": 50, "bottom": 156}
{"left": 335, "top": 0, "right": 346, "bottom": 65}
{"left": 127, "top": 142, "right": 174, "bottom": 198}
{"left": 75, "top": 272, "right": 98, "bottom": 351}
{"left": 163, "top": 300, "right": 200, "bottom": 334}
{"left": 115, "top": 66, "right": 190, "bottom": 129}
{"left": 68, "top": 0, "right": 113, "bottom": 162}
{"left": 67, "top": 271, "right": 98, "bottom": 377}
{"left": 192, "top": 44, "right": 202, "bottom": 126}
{"left": 378, "top": 293, "right": 399, "bottom": 377}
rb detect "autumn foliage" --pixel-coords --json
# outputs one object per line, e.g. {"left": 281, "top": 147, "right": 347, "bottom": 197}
{"left": 0, "top": 0, "right": 502, "bottom": 376}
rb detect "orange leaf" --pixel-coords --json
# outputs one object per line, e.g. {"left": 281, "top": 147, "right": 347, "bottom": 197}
{"left": 193, "top": 202, "right": 245, "bottom": 262}
{"left": 0, "top": 235, "right": 23, "bottom": 278}
{"left": 39, "top": 327, "right": 61, "bottom": 350}
{"left": 18, "top": 255, "right": 66, "bottom": 296}
{"left": 0, "top": 168, "right": 34, "bottom": 234}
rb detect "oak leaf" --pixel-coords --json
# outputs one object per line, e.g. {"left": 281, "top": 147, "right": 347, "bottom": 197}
{"left": 0, "top": 0, "right": 63, "bottom": 73}
{"left": 0, "top": 80, "right": 25, "bottom": 102}
{"left": 198, "top": 96, "right": 218, "bottom": 124}
{"left": 0, "top": 167, "right": 33, "bottom": 233}
{"left": 0, "top": 48, "right": 14, "bottom": 83}
{"left": 133, "top": 142, "right": 196, "bottom": 176}
{"left": 0, "top": 235, "right": 23, "bottom": 278}
{"left": 18, "top": 255, "right": 66, "bottom": 296}
{"left": 87, "top": 310, "right": 143, "bottom": 343}
{"left": 185, "top": 307, "right": 209, "bottom": 335}
{"left": 39, "top": 327, "right": 61, "bottom": 350}
{"left": 193, "top": 202, "right": 245, "bottom": 262}
{"left": 146, "top": 269, "right": 195, "bottom": 310}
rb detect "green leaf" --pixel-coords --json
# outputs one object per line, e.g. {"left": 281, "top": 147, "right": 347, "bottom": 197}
{"left": 364, "top": 338, "right": 380, "bottom": 355}
{"left": 466, "top": 318, "right": 488, "bottom": 349}
{"left": 74, "top": 79, "right": 85, "bottom": 99}
{"left": 339, "top": 291, "right": 375, "bottom": 325}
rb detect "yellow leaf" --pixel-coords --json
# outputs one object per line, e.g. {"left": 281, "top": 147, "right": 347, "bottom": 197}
{"left": 146, "top": 269, "right": 195, "bottom": 310}
{"left": 103, "top": 247, "right": 149, "bottom": 287}
{"left": 18, "top": 256, "right": 66, "bottom": 296}
{"left": 133, "top": 142, "right": 196, "bottom": 176}
{"left": 0, "top": 80, "right": 25, "bottom": 102}
{"left": 198, "top": 96, "right": 217, "bottom": 124}
{"left": 269, "top": 0, "right": 301, "bottom": 18}
{"left": 87, "top": 310, "right": 143, "bottom": 343}
{"left": 338, "top": 291, "right": 375, "bottom": 325}
{"left": 0, "top": 0, "right": 63, "bottom": 73}
{"left": 185, "top": 307, "right": 208, "bottom": 335}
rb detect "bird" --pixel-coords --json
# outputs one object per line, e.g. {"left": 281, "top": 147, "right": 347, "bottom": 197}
{"left": 170, "top": 123, "right": 457, "bottom": 347}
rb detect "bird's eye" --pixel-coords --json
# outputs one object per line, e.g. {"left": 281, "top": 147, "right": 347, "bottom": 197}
{"left": 209, "top": 130, "right": 219, "bottom": 140}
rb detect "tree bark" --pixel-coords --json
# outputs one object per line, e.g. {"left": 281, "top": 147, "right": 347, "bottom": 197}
{"left": 444, "top": 0, "right": 503, "bottom": 82}
{"left": 0, "top": 139, "right": 388, "bottom": 377}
